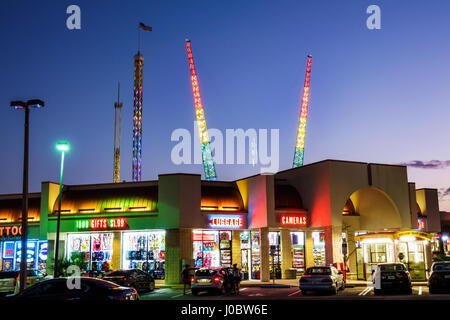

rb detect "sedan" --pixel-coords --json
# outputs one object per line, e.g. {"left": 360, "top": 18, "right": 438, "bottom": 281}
{"left": 4, "top": 277, "right": 139, "bottom": 301}
{"left": 299, "top": 266, "right": 345, "bottom": 295}
{"left": 191, "top": 268, "right": 229, "bottom": 295}
{"left": 429, "top": 261, "right": 450, "bottom": 294}
{"left": 103, "top": 269, "right": 155, "bottom": 293}
{"left": 373, "top": 263, "right": 412, "bottom": 295}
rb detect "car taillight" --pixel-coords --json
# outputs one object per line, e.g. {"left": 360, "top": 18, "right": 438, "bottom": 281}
{"left": 322, "top": 278, "right": 332, "bottom": 283}
{"left": 431, "top": 273, "right": 440, "bottom": 279}
{"left": 398, "top": 273, "right": 408, "bottom": 279}
{"left": 190, "top": 276, "right": 195, "bottom": 283}
{"left": 213, "top": 276, "right": 221, "bottom": 283}
{"left": 13, "top": 277, "right": 17, "bottom": 286}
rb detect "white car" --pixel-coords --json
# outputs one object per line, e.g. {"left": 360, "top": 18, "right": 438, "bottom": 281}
{"left": 0, "top": 270, "right": 47, "bottom": 295}
{"left": 299, "top": 266, "right": 345, "bottom": 295}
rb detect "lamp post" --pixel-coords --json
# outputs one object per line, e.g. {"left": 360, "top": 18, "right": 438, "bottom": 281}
{"left": 10, "top": 99, "right": 44, "bottom": 293}
{"left": 53, "top": 142, "right": 69, "bottom": 278}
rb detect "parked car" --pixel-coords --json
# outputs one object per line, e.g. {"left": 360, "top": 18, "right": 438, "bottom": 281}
{"left": 4, "top": 277, "right": 139, "bottom": 300}
{"left": 0, "top": 270, "right": 47, "bottom": 295}
{"left": 103, "top": 269, "right": 155, "bottom": 292}
{"left": 299, "top": 266, "right": 345, "bottom": 295}
{"left": 372, "top": 263, "right": 412, "bottom": 295}
{"left": 429, "top": 261, "right": 450, "bottom": 294}
{"left": 191, "top": 268, "right": 229, "bottom": 295}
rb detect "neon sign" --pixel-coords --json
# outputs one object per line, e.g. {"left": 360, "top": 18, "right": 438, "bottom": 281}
{"left": 76, "top": 218, "right": 126, "bottom": 230}
{"left": 208, "top": 215, "right": 244, "bottom": 229}
{"left": 417, "top": 219, "right": 425, "bottom": 230}
{"left": 0, "top": 225, "right": 22, "bottom": 238}
{"left": 192, "top": 233, "right": 216, "bottom": 241}
{"left": 281, "top": 215, "right": 307, "bottom": 226}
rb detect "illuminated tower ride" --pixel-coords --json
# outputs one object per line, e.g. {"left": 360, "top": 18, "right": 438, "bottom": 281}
{"left": 132, "top": 52, "right": 144, "bottom": 182}
{"left": 114, "top": 83, "right": 123, "bottom": 183}
{"left": 185, "top": 40, "right": 217, "bottom": 181}
{"left": 132, "top": 22, "right": 151, "bottom": 182}
{"left": 293, "top": 55, "right": 312, "bottom": 168}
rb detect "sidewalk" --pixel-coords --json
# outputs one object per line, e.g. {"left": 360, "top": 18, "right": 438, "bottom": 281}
{"left": 155, "top": 279, "right": 428, "bottom": 289}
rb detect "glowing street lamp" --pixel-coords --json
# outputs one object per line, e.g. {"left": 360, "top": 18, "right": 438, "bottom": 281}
{"left": 53, "top": 142, "right": 69, "bottom": 278}
{"left": 10, "top": 99, "right": 44, "bottom": 293}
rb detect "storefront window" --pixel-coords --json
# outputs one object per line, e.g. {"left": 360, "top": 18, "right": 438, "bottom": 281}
{"left": 251, "top": 231, "right": 260, "bottom": 279}
{"left": 193, "top": 230, "right": 231, "bottom": 268}
{"left": 290, "top": 232, "right": 305, "bottom": 275}
{"left": 312, "top": 231, "right": 325, "bottom": 266}
{"left": 240, "top": 231, "right": 250, "bottom": 279}
{"left": 7, "top": 240, "right": 48, "bottom": 273}
{"left": 67, "top": 233, "right": 113, "bottom": 272}
{"left": 122, "top": 231, "right": 166, "bottom": 278}
{"left": 269, "top": 231, "right": 281, "bottom": 279}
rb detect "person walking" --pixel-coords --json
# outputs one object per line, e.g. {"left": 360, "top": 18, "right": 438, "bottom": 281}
{"left": 231, "top": 264, "right": 241, "bottom": 295}
{"left": 181, "top": 264, "right": 191, "bottom": 295}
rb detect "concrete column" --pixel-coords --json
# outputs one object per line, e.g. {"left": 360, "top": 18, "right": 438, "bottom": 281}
{"left": 345, "top": 226, "right": 357, "bottom": 278}
{"left": 232, "top": 230, "right": 242, "bottom": 268}
{"left": 165, "top": 228, "right": 193, "bottom": 284}
{"left": 260, "top": 228, "right": 270, "bottom": 282}
{"left": 324, "top": 225, "right": 343, "bottom": 266}
{"left": 280, "top": 229, "right": 292, "bottom": 279}
{"left": 111, "top": 232, "right": 121, "bottom": 270}
{"left": 305, "top": 230, "right": 314, "bottom": 268}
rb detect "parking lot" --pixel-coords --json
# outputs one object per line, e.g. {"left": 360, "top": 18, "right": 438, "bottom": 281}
{"left": 140, "top": 284, "right": 450, "bottom": 300}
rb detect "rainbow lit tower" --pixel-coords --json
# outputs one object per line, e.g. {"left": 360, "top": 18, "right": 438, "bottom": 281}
{"left": 132, "top": 22, "right": 152, "bottom": 182}
{"left": 293, "top": 55, "right": 312, "bottom": 168}
{"left": 185, "top": 40, "right": 217, "bottom": 181}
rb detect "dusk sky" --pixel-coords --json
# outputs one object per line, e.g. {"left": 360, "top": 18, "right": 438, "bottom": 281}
{"left": 1, "top": 0, "right": 449, "bottom": 211}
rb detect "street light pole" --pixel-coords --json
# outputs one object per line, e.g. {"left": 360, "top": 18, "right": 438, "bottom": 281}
{"left": 10, "top": 99, "right": 44, "bottom": 293}
{"left": 54, "top": 142, "right": 69, "bottom": 278}
{"left": 19, "top": 106, "right": 30, "bottom": 292}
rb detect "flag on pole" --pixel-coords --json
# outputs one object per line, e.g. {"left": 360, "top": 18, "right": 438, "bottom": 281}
{"left": 139, "top": 22, "right": 152, "bottom": 31}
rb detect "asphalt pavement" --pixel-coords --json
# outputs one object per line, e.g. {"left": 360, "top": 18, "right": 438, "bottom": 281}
{"left": 141, "top": 284, "right": 450, "bottom": 300}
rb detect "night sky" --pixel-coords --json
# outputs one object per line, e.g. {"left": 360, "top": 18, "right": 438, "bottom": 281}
{"left": 1, "top": 0, "right": 449, "bottom": 211}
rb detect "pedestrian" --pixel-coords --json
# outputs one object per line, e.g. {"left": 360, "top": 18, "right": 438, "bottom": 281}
{"left": 181, "top": 264, "right": 191, "bottom": 295}
{"left": 231, "top": 264, "right": 241, "bottom": 295}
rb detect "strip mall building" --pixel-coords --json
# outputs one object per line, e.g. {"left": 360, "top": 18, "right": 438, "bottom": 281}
{"left": 0, "top": 160, "right": 443, "bottom": 283}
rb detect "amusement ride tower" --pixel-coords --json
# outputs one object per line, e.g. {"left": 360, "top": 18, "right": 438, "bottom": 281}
{"left": 185, "top": 40, "right": 217, "bottom": 181}
{"left": 293, "top": 55, "right": 312, "bottom": 168}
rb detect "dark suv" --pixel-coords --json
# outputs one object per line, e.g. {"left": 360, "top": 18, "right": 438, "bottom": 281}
{"left": 429, "top": 261, "right": 450, "bottom": 293}
{"left": 373, "top": 263, "right": 412, "bottom": 295}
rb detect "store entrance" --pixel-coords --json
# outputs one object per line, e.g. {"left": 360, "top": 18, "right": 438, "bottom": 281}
{"left": 269, "top": 231, "right": 281, "bottom": 279}
{"left": 291, "top": 232, "right": 305, "bottom": 276}
{"left": 397, "top": 241, "right": 427, "bottom": 281}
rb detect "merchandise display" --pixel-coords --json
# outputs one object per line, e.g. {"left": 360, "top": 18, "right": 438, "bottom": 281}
{"left": 122, "top": 231, "right": 166, "bottom": 278}
{"left": 269, "top": 231, "right": 281, "bottom": 278}
{"left": 312, "top": 231, "right": 325, "bottom": 266}
{"left": 67, "top": 233, "right": 113, "bottom": 271}
{"left": 193, "top": 230, "right": 231, "bottom": 268}
{"left": 0, "top": 240, "right": 48, "bottom": 272}
{"left": 251, "top": 231, "right": 260, "bottom": 279}
{"left": 291, "top": 232, "right": 305, "bottom": 275}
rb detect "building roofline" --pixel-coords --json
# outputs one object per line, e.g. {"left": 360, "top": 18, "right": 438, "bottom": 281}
{"left": 0, "top": 193, "right": 41, "bottom": 200}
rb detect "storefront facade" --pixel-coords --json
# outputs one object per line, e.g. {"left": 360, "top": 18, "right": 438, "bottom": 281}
{"left": 0, "top": 193, "right": 47, "bottom": 273}
{"left": 0, "top": 160, "right": 442, "bottom": 284}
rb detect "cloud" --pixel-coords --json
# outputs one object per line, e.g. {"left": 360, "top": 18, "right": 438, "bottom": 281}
{"left": 439, "top": 187, "right": 450, "bottom": 200}
{"left": 398, "top": 160, "right": 450, "bottom": 169}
